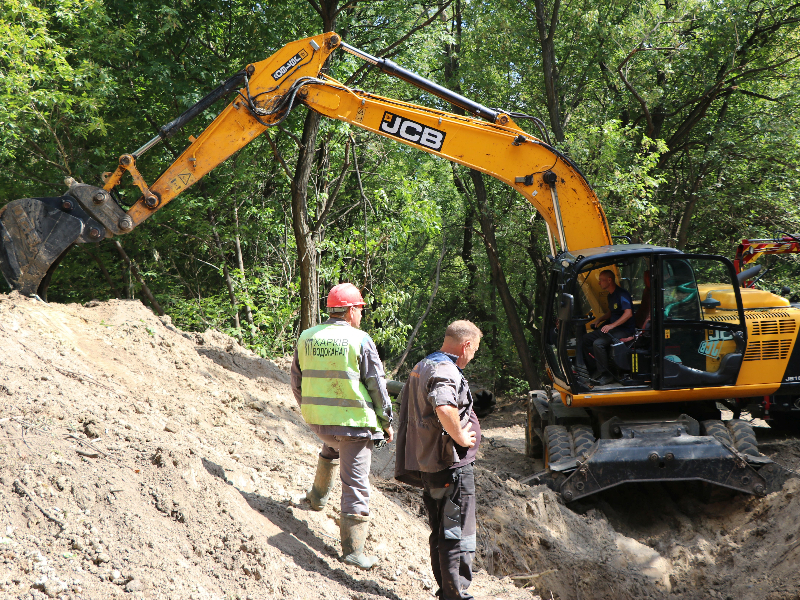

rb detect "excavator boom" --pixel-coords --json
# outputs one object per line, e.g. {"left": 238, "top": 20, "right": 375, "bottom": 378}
{"left": 0, "top": 32, "right": 610, "bottom": 298}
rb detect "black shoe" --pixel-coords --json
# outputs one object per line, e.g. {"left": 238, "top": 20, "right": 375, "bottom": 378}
{"left": 596, "top": 373, "right": 614, "bottom": 386}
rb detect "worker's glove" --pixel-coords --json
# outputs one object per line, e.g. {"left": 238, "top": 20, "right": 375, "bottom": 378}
{"left": 373, "top": 439, "right": 387, "bottom": 450}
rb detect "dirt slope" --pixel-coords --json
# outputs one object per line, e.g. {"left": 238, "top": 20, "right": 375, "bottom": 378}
{"left": 1, "top": 292, "right": 799, "bottom": 600}
{"left": 0, "top": 293, "right": 534, "bottom": 600}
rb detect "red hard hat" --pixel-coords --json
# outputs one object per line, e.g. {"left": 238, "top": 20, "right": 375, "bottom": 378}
{"left": 326, "top": 283, "right": 365, "bottom": 308}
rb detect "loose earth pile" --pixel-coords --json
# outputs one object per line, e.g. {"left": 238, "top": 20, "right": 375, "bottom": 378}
{"left": 1, "top": 292, "right": 799, "bottom": 600}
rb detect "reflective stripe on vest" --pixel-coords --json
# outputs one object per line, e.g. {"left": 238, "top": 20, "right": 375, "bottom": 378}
{"left": 297, "top": 323, "right": 379, "bottom": 430}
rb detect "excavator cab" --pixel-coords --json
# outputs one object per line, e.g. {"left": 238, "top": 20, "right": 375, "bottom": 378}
{"left": 543, "top": 245, "right": 748, "bottom": 401}
{"left": 527, "top": 245, "right": 796, "bottom": 501}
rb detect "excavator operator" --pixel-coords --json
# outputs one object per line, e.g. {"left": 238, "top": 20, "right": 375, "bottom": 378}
{"left": 290, "top": 283, "right": 394, "bottom": 570}
{"left": 584, "top": 270, "right": 635, "bottom": 385}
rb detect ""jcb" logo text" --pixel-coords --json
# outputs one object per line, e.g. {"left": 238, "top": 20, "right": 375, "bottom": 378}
{"left": 379, "top": 112, "right": 446, "bottom": 151}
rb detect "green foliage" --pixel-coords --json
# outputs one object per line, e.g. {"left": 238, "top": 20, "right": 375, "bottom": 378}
{"left": 0, "top": 0, "right": 115, "bottom": 189}
{"left": 568, "top": 121, "right": 668, "bottom": 238}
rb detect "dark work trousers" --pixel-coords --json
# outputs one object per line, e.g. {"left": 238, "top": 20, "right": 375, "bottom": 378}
{"left": 583, "top": 329, "right": 625, "bottom": 373}
{"left": 421, "top": 463, "right": 476, "bottom": 600}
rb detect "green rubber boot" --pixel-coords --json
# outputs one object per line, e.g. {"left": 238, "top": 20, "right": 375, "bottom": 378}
{"left": 305, "top": 456, "right": 338, "bottom": 511}
{"left": 340, "top": 513, "right": 378, "bottom": 570}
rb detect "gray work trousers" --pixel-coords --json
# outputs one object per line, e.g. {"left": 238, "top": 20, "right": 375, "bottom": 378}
{"left": 316, "top": 434, "right": 373, "bottom": 516}
{"left": 421, "top": 463, "right": 477, "bottom": 600}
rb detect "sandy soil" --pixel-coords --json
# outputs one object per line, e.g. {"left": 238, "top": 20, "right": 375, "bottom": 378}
{"left": 1, "top": 292, "right": 799, "bottom": 600}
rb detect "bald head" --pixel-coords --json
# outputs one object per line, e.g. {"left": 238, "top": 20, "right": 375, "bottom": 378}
{"left": 441, "top": 320, "right": 483, "bottom": 368}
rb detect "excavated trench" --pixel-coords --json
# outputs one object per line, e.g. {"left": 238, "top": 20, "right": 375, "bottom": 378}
{"left": 442, "top": 402, "right": 800, "bottom": 600}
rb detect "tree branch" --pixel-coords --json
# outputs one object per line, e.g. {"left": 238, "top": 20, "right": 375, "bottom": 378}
{"left": 265, "top": 130, "right": 293, "bottom": 179}
{"left": 28, "top": 104, "right": 71, "bottom": 175}
{"left": 278, "top": 124, "right": 304, "bottom": 149}
{"left": 305, "top": 0, "right": 323, "bottom": 17}
{"left": 312, "top": 136, "right": 352, "bottom": 233}
{"left": 736, "top": 89, "right": 782, "bottom": 102}
{"left": 726, "top": 53, "right": 800, "bottom": 84}
{"left": 335, "top": 0, "right": 390, "bottom": 17}
{"left": 344, "top": 0, "right": 453, "bottom": 87}
{"left": 391, "top": 243, "right": 447, "bottom": 377}
{"left": 22, "top": 140, "right": 71, "bottom": 176}
{"left": 112, "top": 241, "right": 165, "bottom": 316}
{"left": 617, "top": 47, "right": 655, "bottom": 137}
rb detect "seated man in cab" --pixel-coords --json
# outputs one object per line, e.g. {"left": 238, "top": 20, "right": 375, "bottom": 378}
{"left": 583, "top": 270, "right": 635, "bottom": 385}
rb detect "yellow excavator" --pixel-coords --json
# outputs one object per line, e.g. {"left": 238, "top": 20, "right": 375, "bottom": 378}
{"left": 1, "top": 32, "right": 798, "bottom": 500}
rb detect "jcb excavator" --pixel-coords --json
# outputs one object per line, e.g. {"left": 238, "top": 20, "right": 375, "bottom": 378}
{"left": 1, "top": 32, "right": 798, "bottom": 500}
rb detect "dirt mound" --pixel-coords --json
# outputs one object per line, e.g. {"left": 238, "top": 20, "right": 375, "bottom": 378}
{"left": 1, "top": 292, "right": 799, "bottom": 600}
{"left": 0, "top": 293, "right": 533, "bottom": 600}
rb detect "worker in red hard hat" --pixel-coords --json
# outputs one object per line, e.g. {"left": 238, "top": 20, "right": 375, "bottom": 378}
{"left": 290, "top": 282, "right": 393, "bottom": 570}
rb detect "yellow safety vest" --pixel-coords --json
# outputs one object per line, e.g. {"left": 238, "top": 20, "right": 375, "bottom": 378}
{"left": 297, "top": 323, "right": 379, "bottom": 430}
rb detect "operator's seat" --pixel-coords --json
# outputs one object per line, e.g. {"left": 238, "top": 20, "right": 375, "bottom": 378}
{"left": 609, "top": 330, "right": 651, "bottom": 385}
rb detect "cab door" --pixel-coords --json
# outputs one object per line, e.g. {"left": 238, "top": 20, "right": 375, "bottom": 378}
{"left": 656, "top": 254, "right": 747, "bottom": 389}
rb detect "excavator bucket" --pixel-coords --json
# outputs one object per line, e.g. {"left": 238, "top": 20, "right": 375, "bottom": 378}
{"left": 0, "top": 182, "right": 132, "bottom": 299}
{"left": 0, "top": 197, "right": 87, "bottom": 298}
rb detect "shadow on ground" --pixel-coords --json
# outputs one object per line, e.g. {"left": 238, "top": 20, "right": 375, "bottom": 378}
{"left": 201, "top": 456, "right": 404, "bottom": 600}
{"left": 196, "top": 346, "right": 289, "bottom": 383}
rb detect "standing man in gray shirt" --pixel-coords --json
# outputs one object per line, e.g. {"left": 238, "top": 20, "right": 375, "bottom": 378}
{"left": 395, "top": 320, "right": 482, "bottom": 600}
{"left": 290, "top": 283, "right": 393, "bottom": 570}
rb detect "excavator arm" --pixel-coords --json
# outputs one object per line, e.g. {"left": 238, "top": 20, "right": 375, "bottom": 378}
{"left": 734, "top": 234, "right": 800, "bottom": 288}
{"left": 0, "top": 32, "right": 611, "bottom": 298}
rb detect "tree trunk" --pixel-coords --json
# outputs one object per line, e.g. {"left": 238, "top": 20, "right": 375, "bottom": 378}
{"left": 391, "top": 243, "right": 447, "bottom": 376}
{"left": 291, "top": 109, "right": 323, "bottom": 332}
{"left": 461, "top": 206, "right": 478, "bottom": 290}
{"left": 527, "top": 220, "right": 550, "bottom": 332}
{"left": 676, "top": 99, "right": 728, "bottom": 249}
{"left": 532, "top": 0, "right": 565, "bottom": 143}
{"left": 170, "top": 256, "right": 209, "bottom": 326}
{"left": 125, "top": 263, "right": 132, "bottom": 299}
{"left": 522, "top": 219, "right": 551, "bottom": 375}
{"left": 85, "top": 246, "right": 121, "bottom": 298}
{"left": 207, "top": 209, "right": 241, "bottom": 332}
{"left": 233, "top": 204, "right": 254, "bottom": 326}
{"left": 443, "top": 15, "right": 537, "bottom": 386}
{"left": 469, "top": 170, "right": 540, "bottom": 389}
{"left": 291, "top": 0, "right": 339, "bottom": 333}
{"left": 675, "top": 174, "right": 705, "bottom": 250}
{"left": 112, "top": 241, "right": 165, "bottom": 316}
